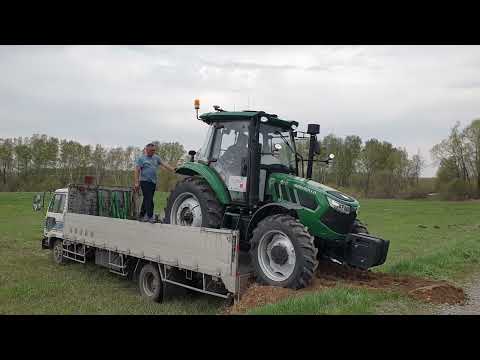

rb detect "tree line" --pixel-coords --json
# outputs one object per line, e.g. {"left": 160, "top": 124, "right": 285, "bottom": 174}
{"left": 4, "top": 121, "right": 476, "bottom": 200}
{"left": 0, "top": 134, "right": 185, "bottom": 193}
{"left": 1, "top": 132, "right": 431, "bottom": 199}
{"left": 296, "top": 134, "right": 427, "bottom": 199}
{"left": 431, "top": 119, "right": 480, "bottom": 200}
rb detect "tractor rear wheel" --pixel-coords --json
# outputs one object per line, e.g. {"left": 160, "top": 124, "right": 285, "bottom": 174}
{"left": 249, "top": 214, "right": 318, "bottom": 289}
{"left": 164, "top": 176, "right": 224, "bottom": 228}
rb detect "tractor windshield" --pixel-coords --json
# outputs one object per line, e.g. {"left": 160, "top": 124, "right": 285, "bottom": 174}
{"left": 259, "top": 124, "right": 296, "bottom": 172}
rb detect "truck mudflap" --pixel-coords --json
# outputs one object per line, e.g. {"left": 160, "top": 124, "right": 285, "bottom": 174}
{"left": 344, "top": 233, "right": 390, "bottom": 270}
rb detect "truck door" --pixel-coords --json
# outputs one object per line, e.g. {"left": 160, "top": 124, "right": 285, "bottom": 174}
{"left": 45, "top": 192, "right": 67, "bottom": 236}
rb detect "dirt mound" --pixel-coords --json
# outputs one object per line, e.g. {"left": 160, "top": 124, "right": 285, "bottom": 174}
{"left": 315, "top": 260, "right": 465, "bottom": 304}
{"left": 227, "top": 260, "right": 466, "bottom": 314}
{"left": 408, "top": 284, "right": 466, "bottom": 305}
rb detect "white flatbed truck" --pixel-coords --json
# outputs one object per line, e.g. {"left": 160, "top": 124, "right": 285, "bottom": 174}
{"left": 39, "top": 185, "right": 252, "bottom": 303}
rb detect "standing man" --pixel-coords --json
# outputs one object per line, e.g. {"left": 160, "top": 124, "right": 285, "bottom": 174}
{"left": 134, "top": 143, "right": 176, "bottom": 223}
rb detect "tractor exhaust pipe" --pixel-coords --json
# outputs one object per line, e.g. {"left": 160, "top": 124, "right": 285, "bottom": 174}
{"left": 306, "top": 124, "right": 320, "bottom": 180}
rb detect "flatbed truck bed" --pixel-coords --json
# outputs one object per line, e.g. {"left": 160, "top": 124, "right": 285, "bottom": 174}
{"left": 41, "top": 185, "right": 253, "bottom": 303}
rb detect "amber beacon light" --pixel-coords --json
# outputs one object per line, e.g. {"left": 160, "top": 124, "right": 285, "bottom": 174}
{"left": 194, "top": 99, "right": 200, "bottom": 119}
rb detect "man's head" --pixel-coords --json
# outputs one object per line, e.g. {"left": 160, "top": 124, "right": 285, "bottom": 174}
{"left": 145, "top": 143, "right": 156, "bottom": 157}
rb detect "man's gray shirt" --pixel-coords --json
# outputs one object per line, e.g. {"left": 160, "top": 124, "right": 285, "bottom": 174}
{"left": 135, "top": 154, "right": 163, "bottom": 184}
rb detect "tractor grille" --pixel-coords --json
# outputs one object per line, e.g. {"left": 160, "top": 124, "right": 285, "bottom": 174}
{"left": 274, "top": 182, "right": 281, "bottom": 199}
{"left": 321, "top": 208, "right": 357, "bottom": 234}
{"left": 280, "top": 184, "right": 289, "bottom": 201}
{"left": 296, "top": 190, "right": 317, "bottom": 210}
{"left": 289, "top": 187, "right": 297, "bottom": 203}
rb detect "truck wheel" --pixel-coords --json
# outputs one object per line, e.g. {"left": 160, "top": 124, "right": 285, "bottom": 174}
{"left": 249, "top": 214, "right": 318, "bottom": 289}
{"left": 52, "top": 239, "right": 67, "bottom": 265}
{"left": 352, "top": 220, "right": 369, "bottom": 234}
{"left": 138, "top": 263, "right": 164, "bottom": 303}
{"left": 164, "top": 176, "right": 223, "bottom": 228}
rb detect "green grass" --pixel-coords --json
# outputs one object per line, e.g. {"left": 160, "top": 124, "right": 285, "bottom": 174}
{"left": 359, "top": 199, "right": 480, "bottom": 280}
{"left": 0, "top": 192, "right": 223, "bottom": 314}
{"left": 250, "top": 199, "right": 480, "bottom": 315}
{"left": 1, "top": 193, "right": 479, "bottom": 314}
{"left": 247, "top": 287, "right": 423, "bottom": 315}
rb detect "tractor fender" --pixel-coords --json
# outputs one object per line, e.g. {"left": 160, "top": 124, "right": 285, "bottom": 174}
{"left": 246, "top": 202, "right": 303, "bottom": 240}
{"left": 176, "top": 162, "right": 231, "bottom": 205}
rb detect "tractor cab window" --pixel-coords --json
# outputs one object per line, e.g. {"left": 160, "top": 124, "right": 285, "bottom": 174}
{"left": 197, "top": 126, "right": 214, "bottom": 162}
{"left": 259, "top": 124, "right": 296, "bottom": 173}
{"left": 210, "top": 121, "right": 249, "bottom": 202}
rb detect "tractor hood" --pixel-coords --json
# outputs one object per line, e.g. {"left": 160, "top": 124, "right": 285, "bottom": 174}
{"left": 267, "top": 173, "right": 359, "bottom": 212}
{"left": 266, "top": 172, "right": 360, "bottom": 240}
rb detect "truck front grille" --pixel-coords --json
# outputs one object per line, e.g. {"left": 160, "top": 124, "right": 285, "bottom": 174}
{"left": 321, "top": 209, "right": 357, "bottom": 234}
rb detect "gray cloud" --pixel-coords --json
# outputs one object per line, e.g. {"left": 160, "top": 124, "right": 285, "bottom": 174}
{"left": 1, "top": 45, "right": 480, "bottom": 177}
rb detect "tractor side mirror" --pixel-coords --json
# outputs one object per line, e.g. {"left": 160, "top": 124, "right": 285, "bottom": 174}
{"left": 188, "top": 150, "right": 196, "bottom": 162}
{"left": 307, "top": 124, "right": 320, "bottom": 135}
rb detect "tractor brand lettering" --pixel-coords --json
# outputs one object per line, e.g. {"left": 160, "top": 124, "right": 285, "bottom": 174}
{"left": 293, "top": 184, "right": 317, "bottom": 195}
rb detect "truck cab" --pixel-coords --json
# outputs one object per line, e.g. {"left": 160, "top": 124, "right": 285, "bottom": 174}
{"left": 41, "top": 188, "right": 68, "bottom": 248}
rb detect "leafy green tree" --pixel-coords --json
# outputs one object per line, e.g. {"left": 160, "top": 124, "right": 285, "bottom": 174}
{"left": 464, "top": 119, "right": 480, "bottom": 197}
{"left": 0, "top": 139, "right": 14, "bottom": 187}
{"left": 14, "top": 137, "right": 32, "bottom": 177}
{"left": 358, "top": 139, "right": 385, "bottom": 196}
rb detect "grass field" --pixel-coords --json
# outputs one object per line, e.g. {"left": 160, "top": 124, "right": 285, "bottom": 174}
{"left": 1, "top": 192, "right": 479, "bottom": 315}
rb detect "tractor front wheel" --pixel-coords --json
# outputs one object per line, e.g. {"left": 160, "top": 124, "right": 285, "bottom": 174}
{"left": 249, "top": 214, "right": 318, "bottom": 289}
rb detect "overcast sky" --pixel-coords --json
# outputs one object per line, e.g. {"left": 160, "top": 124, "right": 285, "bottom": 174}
{"left": 1, "top": 45, "right": 479, "bottom": 177}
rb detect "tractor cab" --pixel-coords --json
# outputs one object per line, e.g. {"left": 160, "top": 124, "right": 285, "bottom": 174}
{"left": 194, "top": 108, "right": 300, "bottom": 207}
{"left": 166, "top": 100, "right": 389, "bottom": 290}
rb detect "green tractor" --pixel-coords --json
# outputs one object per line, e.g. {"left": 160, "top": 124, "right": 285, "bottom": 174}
{"left": 164, "top": 101, "right": 389, "bottom": 289}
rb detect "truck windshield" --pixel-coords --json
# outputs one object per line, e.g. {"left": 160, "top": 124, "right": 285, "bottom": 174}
{"left": 259, "top": 124, "right": 296, "bottom": 171}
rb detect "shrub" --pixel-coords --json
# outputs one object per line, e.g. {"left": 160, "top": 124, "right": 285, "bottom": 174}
{"left": 438, "top": 179, "right": 472, "bottom": 201}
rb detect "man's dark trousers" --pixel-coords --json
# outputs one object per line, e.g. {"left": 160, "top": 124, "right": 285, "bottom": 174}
{"left": 140, "top": 181, "right": 156, "bottom": 219}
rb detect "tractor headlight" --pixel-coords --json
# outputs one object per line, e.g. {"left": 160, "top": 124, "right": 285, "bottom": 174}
{"left": 326, "top": 196, "right": 351, "bottom": 214}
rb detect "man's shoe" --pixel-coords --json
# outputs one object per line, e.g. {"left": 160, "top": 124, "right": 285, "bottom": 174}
{"left": 148, "top": 216, "right": 156, "bottom": 224}
{"left": 140, "top": 215, "right": 149, "bottom": 222}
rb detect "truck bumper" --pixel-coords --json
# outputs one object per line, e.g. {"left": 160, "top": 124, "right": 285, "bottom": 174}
{"left": 344, "top": 233, "right": 389, "bottom": 270}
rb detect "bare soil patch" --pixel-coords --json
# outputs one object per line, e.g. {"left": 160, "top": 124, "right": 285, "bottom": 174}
{"left": 226, "top": 260, "right": 466, "bottom": 314}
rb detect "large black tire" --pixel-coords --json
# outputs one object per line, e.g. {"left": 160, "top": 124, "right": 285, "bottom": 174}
{"left": 249, "top": 214, "right": 318, "bottom": 289}
{"left": 138, "top": 263, "right": 164, "bottom": 303}
{"left": 52, "top": 239, "right": 67, "bottom": 265}
{"left": 164, "top": 176, "right": 224, "bottom": 228}
{"left": 351, "top": 219, "right": 369, "bottom": 234}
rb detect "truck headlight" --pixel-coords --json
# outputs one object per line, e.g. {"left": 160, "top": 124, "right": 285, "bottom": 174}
{"left": 326, "top": 196, "right": 351, "bottom": 214}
